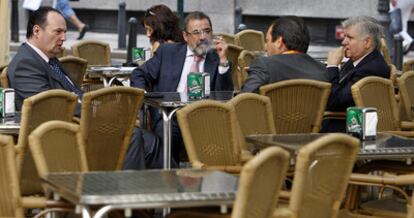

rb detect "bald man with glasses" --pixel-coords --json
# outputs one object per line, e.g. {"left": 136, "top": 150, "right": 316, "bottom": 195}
{"left": 131, "top": 11, "right": 233, "bottom": 165}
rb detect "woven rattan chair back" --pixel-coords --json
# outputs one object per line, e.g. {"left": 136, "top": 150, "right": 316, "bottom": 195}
{"left": 232, "top": 147, "right": 289, "bottom": 218}
{"left": 227, "top": 44, "right": 244, "bottom": 91}
{"left": 351, "top": 76, "right": 400, "bottom": 131}
{"left": 398, "top": 71, "right": 414, "bottom": 122}
{"left": 285, "top": 133, "right": 359, "bottom": 218}
{"left": 380, "top": 37, "right": 392, "bottom": 66}
{"left": 177, "top": 100, "right": 244, "bottom": 172}
{"left": 1, "top": 65, "right": 9, "bottom": 88}
{"left": 403, "top": 59, "right": 414, "bottom": 73}
{"left": 0, "top": 135, "right": 24, "bottom": 217}
{"left": 71, "top": 40, "right": 111, "bottom": 66}
{"left": 229, "top": 93, "right": 276, "bottom": 138}
{"left": 389, "top": 64, "right": 398, "bottom": 87}
{"left": 16, "top": 90, "right": 78, "bottom": 196}
{"left": 215, "top": 32, "right": 236, "bottom": 44}
{"left": 59, "top": 56, "right": 88, "bottom": 88}
{"left": 235, "top": 29, "right": 265, "bottom": 52}
{"left": 260, "top": 79, "right": 331, "bottom": 134}
{"left": 238, "top": 50, "right": 255, "bottom": 88}
{"left": 29, "top": 121, "right": 88, "bottom": 181}
{"left": 80, "top": 87, "right": 144, "bottom": 171}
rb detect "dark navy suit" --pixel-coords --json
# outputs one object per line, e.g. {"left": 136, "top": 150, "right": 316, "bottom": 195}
{"left": 321, "top": 49, "right": 390, "bottom": 132}
{"left": 130, "top": 42, "right": 233, "bottom": 166}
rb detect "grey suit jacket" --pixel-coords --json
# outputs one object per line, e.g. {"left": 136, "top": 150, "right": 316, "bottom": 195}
{"left": 8, "top": 43, "right": 80, "bottom": 112}
{"left": 241, "top": 53, "right": 329, "bottom": 93}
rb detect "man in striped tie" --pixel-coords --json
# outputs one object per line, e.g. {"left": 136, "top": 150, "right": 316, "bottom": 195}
{"left": 7, "top": 7, "right": 83, "bottom": 116}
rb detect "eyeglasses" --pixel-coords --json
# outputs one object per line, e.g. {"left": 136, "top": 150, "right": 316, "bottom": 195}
{"left": 186, "top": 28, "right": 212, "bottom": 37}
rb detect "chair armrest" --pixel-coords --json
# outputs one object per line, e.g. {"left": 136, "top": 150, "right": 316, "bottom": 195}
{"left": 349, "top": 173, "right": 414, "bottom": 186}
{"left": 72, "top": 117, "right": 80, "bottom": 124}
{"left": 381, "top": 130, "right": 414, "bottom": 138}
{"left": 323, "top": 111, "right": 346, "bottom": 120}
{"left": 273, "top": 208, "right": 294, "bottom": 218}
{"left": 241, "top": 149, "right": 254, "bottom": 163}
{"left": 191, "top": 161, "right": 205, "bottom": 169}
{"left": 400, "top": 121, "right": 414, "bottom": 130}
{"left": 278, "top": 190, "right": 291, "bottom": 201}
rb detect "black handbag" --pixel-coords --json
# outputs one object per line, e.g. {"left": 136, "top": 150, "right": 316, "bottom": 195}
{"left": 389, "top": 8, "right": 403, "bottom": 34}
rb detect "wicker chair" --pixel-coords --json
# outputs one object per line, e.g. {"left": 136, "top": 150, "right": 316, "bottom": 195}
{"left": 398, "top": 71, "right": 414, "bottom": 122}
{"left": 176, "top": 100, "right": 245, "bottom": 173}
{"left": 15, "top": 90, "right": 77, "bottom": 209}
{"left": 29, "top": 120, "right": 88, "bottom": 179}
{"left": 273, "top": 133, "right": 359, "bottom": 218}
{"left": 167, "top": 147, "right": 290, "bottom": 218}
{"left": 228, "top": 93, "right": 275, "bottom": 159}
{"left": 214, "top": 32, "right": 236, "bottom": 44}
{"left": 0, "top": 135, "right": 24, "bottom": 217}
{"left": 403, "top": 59, "right": 414, "bottom": 73}
{"left": 235, "top": 29, "right": 265, "bottom": 53}
{"left": 58, "top": 56, "right": 88, "bottom": 88}
{"left": 351, "top": 76, "right": 414, "bottom": 135}
{"left": 380, "top": 37, "right": 392, "bottom": 66}
{"left": 71, "top": 40, "right": 111, "bottom": 66}
{"left": 389, "top": 64, "right": 398, "bottom": 87}
{"left": 228, "top": 93, "right": 275, "bottom": 137}
{"left": 259, "top": 79, "right": 331, "bottom": 134}
{"left": 80, "top": 87, "right": 144, "bottom": 171}
{"left": 0, "top": 65, "right": 9, "bottom": 87}
{"left": 227, "top": 44, "right": 244, "bottom": 91}
{"left": 238, "top": 50, "right": 255, "bottom": 88}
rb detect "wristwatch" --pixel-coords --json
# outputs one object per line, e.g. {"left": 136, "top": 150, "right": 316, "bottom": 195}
{"left": 219, "top": 60, "right": 229, "bottom": 67}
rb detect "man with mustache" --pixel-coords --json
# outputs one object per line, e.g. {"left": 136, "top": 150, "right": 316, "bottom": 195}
{"left": 321, "top": 16, "right": 390, "bottom": 132}
{"left": 131, "top": 11, "right": 233, "bottom": 165}
{"left": 8, "top": 6, "right": 83, "bottom": 116}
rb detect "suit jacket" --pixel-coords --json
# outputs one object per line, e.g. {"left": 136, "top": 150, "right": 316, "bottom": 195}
{"left": 7, "top": 43, "right": 81, "bottom": 114}
{"left": 130, "top": 42, "right": 233, "bottom": 92}
{"left": 326, "top": 49, "right": 390, "bottom": 112}
{"left": 241, "top": 53, "right": 329, "bottom": 93}
{"left": 131, "top": 42, "right": 233, "bottom": 131}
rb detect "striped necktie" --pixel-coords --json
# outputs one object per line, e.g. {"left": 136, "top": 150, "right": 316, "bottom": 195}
{"left": 49, "top": 58, "right": 83, "bottom": 98}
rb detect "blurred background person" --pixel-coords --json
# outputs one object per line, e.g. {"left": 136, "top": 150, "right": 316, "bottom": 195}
{"left": 53, "top": 0, "right": 88, "bottom": 40}
{"left": 390, "top": 0, "right": 414, "bottom": 54}
{"left": 141, "top": 4, "right": 184, "bottom": 54}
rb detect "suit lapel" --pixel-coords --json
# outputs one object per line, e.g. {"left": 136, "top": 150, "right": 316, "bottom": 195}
{"left": 338, "top": 50, "right": 379, "bottom": 84}
{"left": 23, "top": 43, "right": 66, "bottom": 88}
{"left": 204, "top": 51, "right": 219, "bottom": 87}
{"left": 171, "top": 44, "right": 187, "bottom": 91}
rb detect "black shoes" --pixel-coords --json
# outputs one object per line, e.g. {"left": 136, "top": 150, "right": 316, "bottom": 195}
{"left": 403, "top": 41, "right": 414, "bottom": 55}
{"left": 77, "top": 24, "right": 89, "bottom": 40}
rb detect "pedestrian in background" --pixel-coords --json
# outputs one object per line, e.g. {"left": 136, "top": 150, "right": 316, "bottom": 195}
{"left": 53, "top": 0, "right": 88, "bottom": 40}
{"left": 390, "top": 0, "right": 414, "bottom": 54}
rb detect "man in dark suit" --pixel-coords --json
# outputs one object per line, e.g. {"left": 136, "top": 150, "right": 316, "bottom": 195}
{"left": 321, "top": 16, "right": 390, "bottom": 132}
{"left": 8, "top": 7, "right": 83, "bottom": 115}
{"left": 241, "top": 16, "right": 329, "bottom": 93}
{"left": 131, "top": 11, "right": 233, "bottom": 165}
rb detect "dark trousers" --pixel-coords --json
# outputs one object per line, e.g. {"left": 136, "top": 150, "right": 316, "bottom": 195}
{"left": 123, "top": 127, "right": 164, "bottom": 170}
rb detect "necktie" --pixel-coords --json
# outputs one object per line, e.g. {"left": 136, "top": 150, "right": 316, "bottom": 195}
{"left": 184, "top": 55, "right": 203, "bottom": 94}
{"left": 190, "top": 55, "right": 203, "bottom": 73}
{"left": 49, "top": 59, "right": 83, "bottom": 98}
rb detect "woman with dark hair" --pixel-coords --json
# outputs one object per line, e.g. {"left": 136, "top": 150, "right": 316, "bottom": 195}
{"left": 141, "top": 4, "right": 184, "bottom": 54}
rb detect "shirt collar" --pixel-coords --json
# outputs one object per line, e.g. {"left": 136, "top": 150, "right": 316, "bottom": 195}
{"left": 26, "top": 41, "right": 50, "bottom": 63}
{"left": 352, "top": 51, "right": 371, "bottom": 67}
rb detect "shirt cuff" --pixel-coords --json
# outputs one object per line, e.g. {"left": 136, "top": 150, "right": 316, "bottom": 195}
{"left": 218, "top": 66, "right": 230, "bottom": 74}
{"left": 326, "top": 65, "right": 339, "bottom": 69}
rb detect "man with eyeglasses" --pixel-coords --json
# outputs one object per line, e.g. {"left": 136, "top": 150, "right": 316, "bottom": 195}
{"left": 131, "top": 11, "right": 233, "bottom": 165}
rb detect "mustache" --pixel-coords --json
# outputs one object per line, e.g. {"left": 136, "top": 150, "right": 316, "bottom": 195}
{"left": 193, "top": 41, "right": 215, "bottom": 56}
